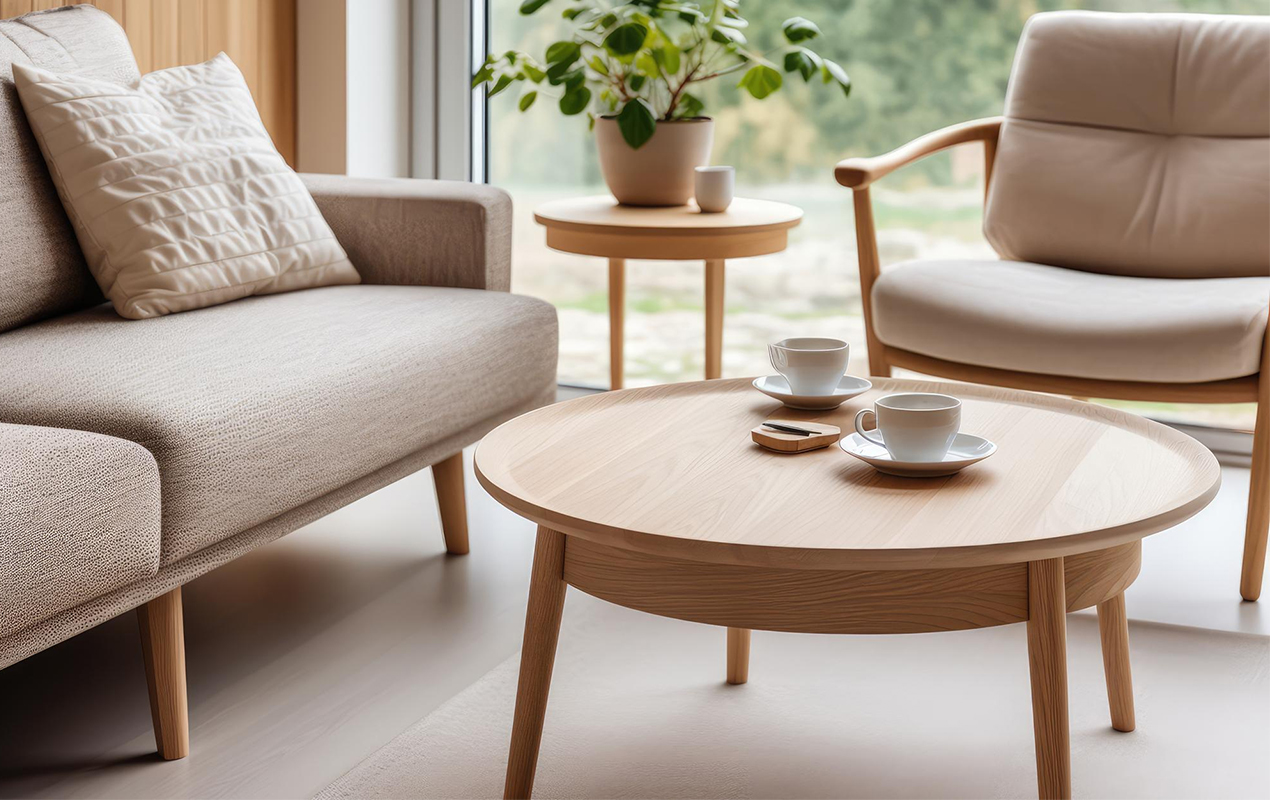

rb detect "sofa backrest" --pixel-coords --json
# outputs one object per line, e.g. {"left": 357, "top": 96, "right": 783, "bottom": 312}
{"left": 983, "top": 11, "right": 1270, "bottom": 279}
{"left": 0, "top": 5, "right": 139, "bottom": 333}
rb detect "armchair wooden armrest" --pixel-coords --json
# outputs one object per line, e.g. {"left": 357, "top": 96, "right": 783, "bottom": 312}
{"left": 835, "top": 117, "right": 1002, "bottom": 189}
{"left": 837, "top": 117, "right": 1002, "bottom": 377}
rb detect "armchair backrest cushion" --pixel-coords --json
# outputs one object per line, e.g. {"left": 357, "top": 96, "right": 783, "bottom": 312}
{"left": 983, "top": 11, "right": 1270, "bottom": 279}
{"left": 0, "top": 5, "right": 137, "bottom": 333}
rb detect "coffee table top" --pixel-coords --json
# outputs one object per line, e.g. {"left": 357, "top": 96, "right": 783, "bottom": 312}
{"left": 534, "top": 196, "right": 803, "bottom": 235}
{"left": 474, "top": 378, "right": 1220, "bottom": 570}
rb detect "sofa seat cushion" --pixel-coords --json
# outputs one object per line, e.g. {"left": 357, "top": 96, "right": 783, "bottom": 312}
{"left": 0, "top": 285, "right": 558, "bottom": 564}
{"left": 872, "top": 260, "right": 1269, "bottom": 384}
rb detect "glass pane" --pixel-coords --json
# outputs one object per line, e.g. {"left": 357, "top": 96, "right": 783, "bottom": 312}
{"left": 487, "top": 0, "right": 1263, "bottom": 432}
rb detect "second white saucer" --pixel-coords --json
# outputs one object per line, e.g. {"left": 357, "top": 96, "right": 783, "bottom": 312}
{"left": 840, "top": 431, "right": 997, "bottom": 477}
{"left": 752, "top": 374, "right": 873, "bottom": 410}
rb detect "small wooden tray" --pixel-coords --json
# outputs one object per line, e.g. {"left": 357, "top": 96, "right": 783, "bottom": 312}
{"left": 751, "top": 420, "right": 841, "bottom": 452}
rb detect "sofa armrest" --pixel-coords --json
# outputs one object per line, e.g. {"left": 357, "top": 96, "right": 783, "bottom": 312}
{"left": 300, "top": 174, "right": 513, "bottom": 292}
{"left": 1, "top": 423, "right": 161, "bottom": 639}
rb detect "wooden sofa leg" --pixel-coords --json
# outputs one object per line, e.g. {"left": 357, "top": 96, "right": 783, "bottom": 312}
{"left": 1241, "top": 392, "right": 1269, "bottom": 601}
{"left": 434, "top": 451, "right": 470, "bottom": 555}
{"left": 137, "top": 586, "right": 190, "bottom": 760}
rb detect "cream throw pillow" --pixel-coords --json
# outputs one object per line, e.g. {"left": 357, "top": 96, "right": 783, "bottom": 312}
{"left": 12, "top": 53, "right": 359, "bottom": 320}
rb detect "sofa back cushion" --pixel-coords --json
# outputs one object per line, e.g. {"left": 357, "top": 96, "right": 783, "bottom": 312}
{"left": 983, "top": 11, "right": 1270, "bottom": 279}
{"left": 0, "top": 5, "right": 138, "bottom": 333}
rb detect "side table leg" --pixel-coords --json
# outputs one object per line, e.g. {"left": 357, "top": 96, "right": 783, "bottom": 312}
{"left": 1096, "top": 592, "right": 1135, "bottom": 732}
{"left": 504, "top": 527, "right": 568, "bottom": 800}
{"left": 1027, "top": 557, "right": 1071, "bottom": 800}
{"left": 608, "top": 258, "right": 625, "bottom": 391}
{"left": 726, "top": 627, "right": 750, "bottom": 685}
{"left": 705, "top": 259, "right": 725, "bottom": 380}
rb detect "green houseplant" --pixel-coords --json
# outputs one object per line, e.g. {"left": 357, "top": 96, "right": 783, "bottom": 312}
{"left": 473, "top": 0, "right": 850, "bottom": 206}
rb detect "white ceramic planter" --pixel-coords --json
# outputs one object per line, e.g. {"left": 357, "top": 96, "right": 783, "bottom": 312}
{"left": 595, "top": 116, "right": 713, "bottom": 206}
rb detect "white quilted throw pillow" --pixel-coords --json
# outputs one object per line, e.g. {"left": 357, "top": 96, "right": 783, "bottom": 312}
{"left": 12, "top": 53, "right": 359, "bottom": 319}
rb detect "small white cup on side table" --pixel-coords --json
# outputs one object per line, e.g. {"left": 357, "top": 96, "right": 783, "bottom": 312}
{"left": 695, "top": 166, "right": 735, "bottom": 213}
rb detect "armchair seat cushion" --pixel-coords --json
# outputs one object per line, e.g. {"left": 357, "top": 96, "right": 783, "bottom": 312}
{"left": 0, "top": 285, "right": 558, "bottom": 565}
{"left": 872, "top": 260, "right": 1269, "bottom": 384}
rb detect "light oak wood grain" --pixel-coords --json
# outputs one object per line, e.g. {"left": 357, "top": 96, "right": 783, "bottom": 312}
{"left": 476, "top": 378, "right": 1220, "bottom": 571}
{"left": 432, "top": 451, "right": 469, "bottom": 556}
{"left": 705, "top": 259, "right": 725, "bottom": 380}
{"left": 1063, "top": 541, "right": 1139, "bottom": 613}
{"left": 726, "top": 627, "right": 749, "bottom": 685}
{"left": 835, "top": 118, "right": 1003, "bottom": 189}
{"left": 504, "top": 528, "right": 567, "bottom": 800}
{"left": 1242, "top": 320, "right": 1270, "bottom": 600}
{"left": 2, "top": 0, "right": 297, "bottom": 165}
{"left": 750, "top": 420, "right": 841, "bottom": 452}
{"left": 608, "top": 258, "right": 625, "bottom": 391}
{"left": 137, "top": 586, "right": 189, "bottom": 760}
{"left": 852, "top": 188, "right": 890, "bottom": 377}
{"left": 1027, "top": 558, "right": 1071, "bottom": 800}
{"left": 1097, "top": 592, "right": 1135, "bottom": 733}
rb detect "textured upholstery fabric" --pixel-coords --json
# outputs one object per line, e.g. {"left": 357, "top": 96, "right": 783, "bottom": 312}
{"left": 0, "top": 5, "right": 133, "bottom": 332}
{"left": 872, "top": 260, "right": 1270, "bottom": 383}
{"left": 301, "top": 174, "right": 513, "bottom": 292}
{"left": 0, "top": 285, "right": 558, "bottom": 565}
{"left": 0, "top": 423, "right": 160, "bottom": 638}
{"left": 13, "top": 53, "right": 360, "bottom": 319}
{"left": 983, "top": 11, "right": 1270, "bottom": 278}
{"left": 0, "top": 387, "right": 554, "bottom": 670}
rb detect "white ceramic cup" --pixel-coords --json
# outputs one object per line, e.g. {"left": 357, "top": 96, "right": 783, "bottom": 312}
{"left": 854, "top": 393, "right": 962, "bottom": 462}
{"left": 694, "top": 166, "right": 735, "bottom": 213}
{"left": 768, "top": 337, "right": 849, "bottom": 397}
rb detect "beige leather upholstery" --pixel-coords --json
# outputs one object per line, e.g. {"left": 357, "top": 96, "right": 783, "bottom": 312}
{"left": 873, "top": 260, "right": 1270, "bottom": 383}
{"left": 0, "top": 285, "right": 558, "bottom": 566}
{"left": 984, "top": 11, "right": 1270, "bottom": 279}
{"left": 0, "top": 423, "right": 160, "bottom": 638}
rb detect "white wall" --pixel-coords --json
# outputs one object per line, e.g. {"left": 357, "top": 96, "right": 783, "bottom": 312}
{"left": 347, "top": 0, "right": 412, "bottom": 178}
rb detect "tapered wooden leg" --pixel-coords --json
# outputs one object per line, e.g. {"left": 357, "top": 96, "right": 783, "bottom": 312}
{"left": 1241, "top": 374, "right": 1269, "bottom": 600}
{"left": 726, "top": 627, "right": 750, "bottom": 685}
{"left": 137, "top": 586, "right": 189, "bottom": 760}
{"left": 851, "top": 188, "right": 892, "bottom": 379}
{"left": 1027, "top": 558, "right": 1070, "bottom": 800}
{"left": 433, "top": 451, "right": 469, "bottom": 555}
{"left": 504, "top": 527, "right": 568, "bottom": 800}
{"left": 704, "top": 259, "right": 725, "bottom": 380}
{"left": 608, "top": 258, "right": 625, "bottom": 391}
{"left": 1096, "top": 592, "right": 1135, "bottom": 732}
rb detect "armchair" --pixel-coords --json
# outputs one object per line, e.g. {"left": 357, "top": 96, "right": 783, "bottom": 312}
{"left": 837, "top": 11, "right": 1270, "bottom": 600}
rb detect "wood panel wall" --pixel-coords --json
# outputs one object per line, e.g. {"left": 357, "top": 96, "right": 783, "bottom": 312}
{"left": 1, "top": 0, "right": 297, "bottom": 164}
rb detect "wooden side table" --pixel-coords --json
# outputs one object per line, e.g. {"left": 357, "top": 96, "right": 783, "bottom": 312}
{"left": 534, "top": 196, "right": 803, "bottom": 389}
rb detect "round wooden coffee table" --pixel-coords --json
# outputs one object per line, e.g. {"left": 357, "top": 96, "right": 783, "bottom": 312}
{"left": 475, "top": 378, "right": 1220, "bottom": 800}
{"left": 534, "top": 196, "right": 802, "bottom": 389}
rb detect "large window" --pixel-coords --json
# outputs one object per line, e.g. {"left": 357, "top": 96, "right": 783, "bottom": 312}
{"left": 486, "top": 0, "right": 1263, "bottom": 432}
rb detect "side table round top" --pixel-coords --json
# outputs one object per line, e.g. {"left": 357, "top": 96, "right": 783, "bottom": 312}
{"left": 474, "top": 378, "right": 1220, "bottom": 571}
{"left": 533, "top": 195, "right": 803, "bottom": 260}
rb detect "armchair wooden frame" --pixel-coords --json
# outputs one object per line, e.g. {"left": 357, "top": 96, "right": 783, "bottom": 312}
{"left": 835, "top": 116, "right": 1270, "bottom": 602}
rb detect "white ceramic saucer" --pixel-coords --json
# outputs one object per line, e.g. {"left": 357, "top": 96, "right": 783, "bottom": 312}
{"left": 752, "top": 374, "right": 873, "bottom": 410}
{"left": 840, "top": 431, "right": 997, "bottom": 477}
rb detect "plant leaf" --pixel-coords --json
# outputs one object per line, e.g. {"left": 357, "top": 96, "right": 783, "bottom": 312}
{"left": 738, "top": 63, "right": 782, "bottom": 99}
{"left": 629, "top": 74, "right": 646, "bottom": 92}
{"left": 822, "top": 59, "right": 852, "bottom": 97}
{"left": 470, "top": 65, "right": 493, "bottom": 89}
{"left": 604, "top": 22, "right": 648, "bottom": 56}
{"left": 545, "top": 41, "right": 581, "bottom": 65}
{"left": 783, "top": 47, "right": 821, "bottom": 81}
{"left": 519, "top": 0, "right": 550, "bottom": 14}
{"left": 488, "top": 74, "right": 514, "bottom": 98}
{"left": 519, "top": 91, "right": 538, "bottom": 111}
{"left": 710, "top": 25, "right": 746, "bottom": 45}
{"left": 523, "top": 62, "right": 546, "bottom": 82}
{"left": 616, "top": 98, "right": 656, "bottom": 149}
{"left": 559, "top": 85, "right": 592, "bottom": 115}
{"left": 782, "top": 16, "right": 821, "bottom": 43}
{"left": 675, "top": 91, "right": 704, "bottom": 119}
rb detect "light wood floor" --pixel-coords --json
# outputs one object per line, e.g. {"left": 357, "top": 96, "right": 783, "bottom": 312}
{"left": 0, "top": 395, "right": 1260, "bottom": 798}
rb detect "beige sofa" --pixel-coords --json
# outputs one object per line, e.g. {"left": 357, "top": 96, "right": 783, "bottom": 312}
{"left": 836, "top": 11, "right": 1270, "bottom": 599}
{"left": 0, "top": 4, "right": 558, "bottom": 759}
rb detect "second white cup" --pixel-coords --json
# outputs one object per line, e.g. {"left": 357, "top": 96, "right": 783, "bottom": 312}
{"left": 694, "top": 166, "right": 734, "bottom": 213}
{"left": 854, "top": 393, "right": 962, "bottom": 462}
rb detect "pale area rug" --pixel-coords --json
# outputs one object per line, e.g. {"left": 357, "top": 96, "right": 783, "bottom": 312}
{"left": 318, "top": 592, "right": 1269, "bottom": 799}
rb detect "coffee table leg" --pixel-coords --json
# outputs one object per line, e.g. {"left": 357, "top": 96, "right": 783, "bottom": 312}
{"left": 726, "top": 627, "right": 750, "bottom": 685}
{"left": 504, "top": 527, "right": 568, "bottom": 800}
{"left": 1027, "top": 557, "right": 1071, "bottom": 800}
{"left": 1096, "top": 592, "right": 1135, "bottom": 732}
{"left": 608, "top": 258, "right": 625, "bottom": 391}
{"left": 705, "top": 259, "right": 725, "bottom": 380}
